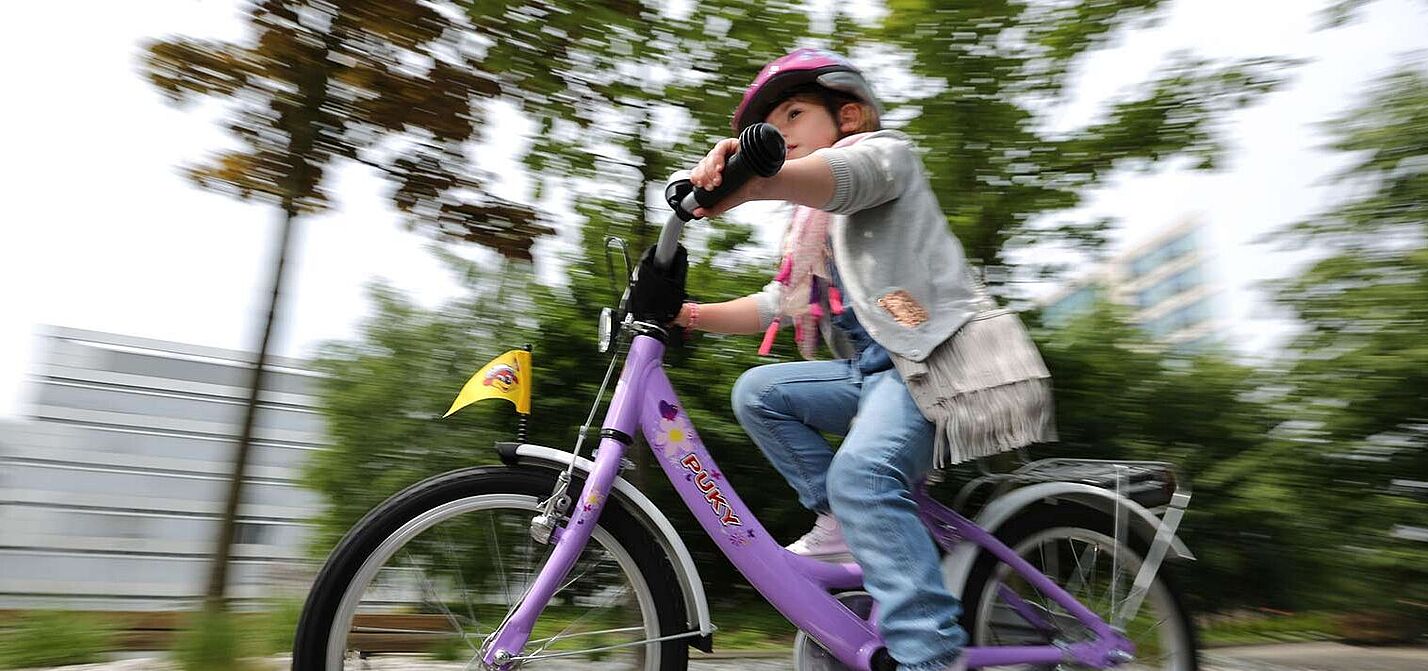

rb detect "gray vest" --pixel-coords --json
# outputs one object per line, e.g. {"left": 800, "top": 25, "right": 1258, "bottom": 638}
{"left": 750, "top": 130, "right": 1057, "bottom": 464}
{"left": 754, "top": 130, "right": 981, "bottom": 363}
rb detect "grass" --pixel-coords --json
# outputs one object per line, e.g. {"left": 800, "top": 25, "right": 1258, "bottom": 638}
{"left": 707, "top": 599, "right": 797, "bottom": 652}
{"left": 1199, "top": 610, "right": 1341, "bottom": 647}
{"left": 447, "top": 598, "right": 798, "bottom": 654}
{"left": 170, "top": 601, "right": 307, "bottom": 671}
{"left": 713, "top": 602, "right": 1358, "bottom": 652}
{"left": 0, "top": 611, "right": 115, "bottom": 669}
{"left": 172, "top": 610, "right": 248, "bottom": 671}
{"left": 0, "top": 602, "right": 1360, "bottom": 669}
{"left": 250, "top": 599, "right": 305, "bottom": 656}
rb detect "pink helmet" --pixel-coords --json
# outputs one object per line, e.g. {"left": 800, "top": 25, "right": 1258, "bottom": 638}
{"left": 732, "top": 48, "right": 882, "bottom": 132}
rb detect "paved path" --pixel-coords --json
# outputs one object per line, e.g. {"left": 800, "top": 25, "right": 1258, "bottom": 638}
{"left": 18, "top": 643, "right": 1428, "bottom": 671}
{"left": 1201, "top": 642, "right": 1428, "bottom": 671}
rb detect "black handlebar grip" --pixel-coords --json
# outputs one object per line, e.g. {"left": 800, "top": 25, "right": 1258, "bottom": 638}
{"left": 692, "top": 123, "right": 786, "bottom": 210}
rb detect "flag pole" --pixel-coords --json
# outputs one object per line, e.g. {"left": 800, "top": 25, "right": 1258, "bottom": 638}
{"left": 516, "top": 343, "right": 532, "bottom": 443}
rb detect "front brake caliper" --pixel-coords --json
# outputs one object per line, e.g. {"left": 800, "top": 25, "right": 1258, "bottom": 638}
{"left": 530, "top": 470, "right": 572, "bottom": 544}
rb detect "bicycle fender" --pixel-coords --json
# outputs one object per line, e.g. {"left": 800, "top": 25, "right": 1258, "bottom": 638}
{"left": 941, "top": 481, "right": 1194, "bottom": 598}
{"left": 496, "top": 442, "right": 715, "bottom": 642}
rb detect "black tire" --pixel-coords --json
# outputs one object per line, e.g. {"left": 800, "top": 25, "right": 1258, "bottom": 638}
{"left": 960, "top": 504, "right": 1199, "bottom": 670}
{"left": 292, "top": 465, "right": 690, "bottom": 670}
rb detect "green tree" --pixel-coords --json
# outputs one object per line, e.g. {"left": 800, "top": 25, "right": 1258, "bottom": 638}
{"left": 1265, "top": 59, "right": 1428, "bottom": 632}
{"left": 304, "top": 0, "right": 1303, "bottom": 608}
{"left": 876, "top": 0, "right": 1293, "bottom": 282}
{"left": 306, "top": 257, "right": 530, "bottom": 552}
{"left": 297, "top": 2, "right": 825, "bottom": 590}
{"left": 471, "top": 0, "right": 1296, "bottom": 556}
{"left": 455, "top": 0, "right": 825, "bottom": 507}
{"left": 1034, "top": 301, "right": 1311, "bottom": 611}
{"left": 470, "top": 0, "right": 818, "bottom": 241}
{"left": 143, "top": 0, "right": 552, "bottom": 617}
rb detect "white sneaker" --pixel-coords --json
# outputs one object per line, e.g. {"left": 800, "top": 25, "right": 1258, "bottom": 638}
{"left": 785, "top": 513, "right": 855, "bottom": 562}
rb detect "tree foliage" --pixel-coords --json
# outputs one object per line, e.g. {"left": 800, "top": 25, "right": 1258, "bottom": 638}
{"left": 144, "top": 0, "right": 553, "bottom": 254}
{"left": 1032, "top": 301, "right": 1318, "bottom": 611}
{"left": 1265, "top": 59, "right": 1428, "bottom": 628}
{"left": 143, "top": 0, "right": 558, "bottom": 615}
{"left": 875, "top": 1, "right": 1293, "bottom": 280}
{"left": 304, "top": 0, "right": 1320, "bottom": 615}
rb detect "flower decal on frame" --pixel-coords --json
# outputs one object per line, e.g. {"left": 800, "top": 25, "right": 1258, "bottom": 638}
{"left": 576, "top": 492, "right": 606, "bottom": 525}
{"left": 723, "top": 526, "right": 757, "bottom": 548}
{"left": 650, "top": 400, "right": 697, "bottom": 462}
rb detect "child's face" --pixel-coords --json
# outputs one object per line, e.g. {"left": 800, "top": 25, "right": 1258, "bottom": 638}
{"left": 763, "top": 97, "right": 856, "bottom": 160}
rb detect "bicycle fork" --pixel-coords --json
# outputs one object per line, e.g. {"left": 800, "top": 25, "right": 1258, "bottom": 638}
{"left": 480, "top": 435, "right": 630, "bottom": 668}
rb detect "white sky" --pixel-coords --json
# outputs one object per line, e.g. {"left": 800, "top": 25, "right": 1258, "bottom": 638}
{"left": 1, "top": 0, "right": 1425, "bottom": 419}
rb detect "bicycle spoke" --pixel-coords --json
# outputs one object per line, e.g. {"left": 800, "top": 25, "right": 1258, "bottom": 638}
{"left": 522, "top": 518, "right": 538, "bottom": 599}
{"left": 554, "top": 547, "right": 615, "bottom": 597}
{"left": 492, "top": 536, "right": 558, "bottom": 639}
{"left": 527, "top": 625, "right": 645, "bottom": 648}
{"left": 351, "top": 624, "right": 485, "bottom": 636}
{"left": 974, "top": 521, "right": 1193, "bottom": 671}
{"left": 438, "top": 524, "right": 485, "bottom": 635}
{"left": 526, "top": 549, "right": 630, "bottom": 658}
{"left": 1134, "top": 615, "right": 1170, "bottom": 640}
{"left": 526, "top": 587, "right": 634, "bottom": 660}
{"left": 313, "top": 484, "right": 668, "bottom": 670}
{"left": 1041, "top": 538, "right": 1059, "bottom": 585}
{"left": 1066, "top": 539, "right": 1098, "bottom": 603}
{"left": 1030, "top": 546, "right": 1063, "bottom": 629}
{"left": 405, "top": 553, "right": 480, "bottom": 654}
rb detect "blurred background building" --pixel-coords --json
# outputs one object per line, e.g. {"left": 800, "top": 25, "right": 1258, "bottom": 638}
{"left": 1041, "top": 218, "right": 1221, "bottom": 351}
{"left": 0, "top": 326, "right": 321, "bottom": 610}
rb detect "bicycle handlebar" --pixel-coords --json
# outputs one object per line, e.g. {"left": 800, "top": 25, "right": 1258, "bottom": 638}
{"left": 656, "top": 123, "right": 786, "bottom": 270}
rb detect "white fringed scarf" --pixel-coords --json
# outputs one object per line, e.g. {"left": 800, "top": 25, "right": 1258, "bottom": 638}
{"left": 891, "top": 278, "right": 1058, "bottom": 467}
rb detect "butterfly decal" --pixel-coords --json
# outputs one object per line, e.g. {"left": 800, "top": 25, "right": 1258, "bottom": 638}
{"left": 659, "top": 400, "right": 679, "bottom": 421}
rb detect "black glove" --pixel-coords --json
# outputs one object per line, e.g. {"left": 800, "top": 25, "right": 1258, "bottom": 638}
{"left": 627, "top": 244, "right": 688, "bottom": 324}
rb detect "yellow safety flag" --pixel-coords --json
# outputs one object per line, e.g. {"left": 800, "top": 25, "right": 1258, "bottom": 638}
{"left": 444, "top": 349, "right": 532, "bottom": 417}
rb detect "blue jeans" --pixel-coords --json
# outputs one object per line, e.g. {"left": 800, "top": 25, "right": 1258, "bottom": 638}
{"left": 731, "top": 360, "right": 967, "bottom": 671}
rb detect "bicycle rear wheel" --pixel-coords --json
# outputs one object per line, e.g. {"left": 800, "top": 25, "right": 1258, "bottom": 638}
{"left": 292, "top": 466, "right": 689, "bottom": 670}
{"left": 961, "top": 505, "right": 1199, "bottom": 671}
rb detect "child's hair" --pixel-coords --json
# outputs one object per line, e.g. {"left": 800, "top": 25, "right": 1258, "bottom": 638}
{"left": 772, "top": 83, "right": 881, "bottom": 137}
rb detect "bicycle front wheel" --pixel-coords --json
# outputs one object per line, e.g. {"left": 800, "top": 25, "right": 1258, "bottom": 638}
{"left": 292, "top": 466, "right": 690, "bottom": 670}
{"left": 961, "top": 505, "right": 1199, "bottom": 671}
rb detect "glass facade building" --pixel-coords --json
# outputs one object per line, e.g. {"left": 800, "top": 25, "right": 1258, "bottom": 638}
{"left": 0, "top": 326, "right": 323, "bottom": 610}
{"left": 1041, "top": 220, "right": 1219, "bottom": 348}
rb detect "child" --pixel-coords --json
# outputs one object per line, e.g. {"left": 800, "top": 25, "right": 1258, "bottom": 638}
{"left": 672, "top": 48, "right": 1002, "bottom": 671}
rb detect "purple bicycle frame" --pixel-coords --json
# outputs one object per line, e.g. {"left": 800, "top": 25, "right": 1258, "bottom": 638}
{"left": 484, "top": 333, "right": 1134, "bottom": 669}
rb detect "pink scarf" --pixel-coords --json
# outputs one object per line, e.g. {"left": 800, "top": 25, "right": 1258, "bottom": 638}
{"left": 758, "top": 132, "right": 871, "bottom": 359}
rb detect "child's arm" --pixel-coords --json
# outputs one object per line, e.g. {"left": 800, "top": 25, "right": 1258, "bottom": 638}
{"left": 673, "top": 296, "right": 764, "bottom": 335}
{"left": 690, "top": 144, "right": 834, "bottom": 219}
{"left": 674, "top": 274, "right": 788, "bottom": 336}
{"left": 690, "top": 131, "right": 917, "bottom": 218}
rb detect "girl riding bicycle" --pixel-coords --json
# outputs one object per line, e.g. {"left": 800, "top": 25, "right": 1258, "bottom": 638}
{"left": 674, "top": 48, "right": 1056, "bottom": 671}
{"left": 293, "top": 45, "right": 1155, "bottom": 671}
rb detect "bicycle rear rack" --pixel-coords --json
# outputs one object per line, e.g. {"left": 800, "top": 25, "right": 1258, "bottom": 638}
{"left": 956, "top": 457, "right": 1187, "bottom": 511}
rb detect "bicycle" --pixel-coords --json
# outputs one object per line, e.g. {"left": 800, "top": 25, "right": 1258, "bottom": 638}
{"left": 292, "top": 123, "right": 1199, "bottom": 670}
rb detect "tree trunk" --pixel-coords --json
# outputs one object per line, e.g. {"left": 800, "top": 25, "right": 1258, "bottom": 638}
{"left": 204, "top": 203, "right": 299, "bottom": 614}
{"left": 203, "top": 22, "right": 334, "bottom": 615}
